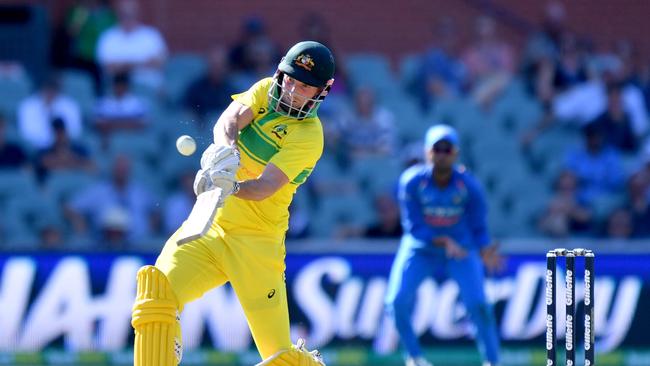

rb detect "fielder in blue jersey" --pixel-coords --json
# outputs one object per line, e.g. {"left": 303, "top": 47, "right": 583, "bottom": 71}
{"left": 385, "top": 124, "right": 503, "bottom": 366}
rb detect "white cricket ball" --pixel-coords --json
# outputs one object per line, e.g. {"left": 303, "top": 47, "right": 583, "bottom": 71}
{"left": 176, "top": 135, "right": 196, "bottom": 156}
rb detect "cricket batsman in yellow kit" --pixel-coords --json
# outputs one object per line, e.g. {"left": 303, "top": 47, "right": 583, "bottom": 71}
{"left": 131, "top": 41, "right": 335, "bottom": 366}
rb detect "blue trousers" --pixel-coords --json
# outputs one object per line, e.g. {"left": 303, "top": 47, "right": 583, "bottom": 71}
{"left": 385, "top": 244, "right": 500, "bottom": 363}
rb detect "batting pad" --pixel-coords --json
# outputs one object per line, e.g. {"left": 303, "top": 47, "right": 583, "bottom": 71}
{"left": 131, "top": 266, "right": 182, "bottom": 366}
{"left": 256, "top": 339, "right": 325, "bottom": 366}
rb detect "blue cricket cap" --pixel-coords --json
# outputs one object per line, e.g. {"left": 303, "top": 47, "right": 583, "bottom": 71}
{"left": 424, "top": 124, "right": 459, "bottom": 150}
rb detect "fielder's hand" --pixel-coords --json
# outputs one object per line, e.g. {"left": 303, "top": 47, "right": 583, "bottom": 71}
{"left": 480, "top": 243, "right": 505, "bottom": 274}
{"left": 434, "top": 236, "right": 467, "bottom": 259}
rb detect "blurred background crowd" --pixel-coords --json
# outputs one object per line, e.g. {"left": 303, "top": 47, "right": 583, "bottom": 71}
{"left": 1, "top": 0, "right": 650, "bottom": 251}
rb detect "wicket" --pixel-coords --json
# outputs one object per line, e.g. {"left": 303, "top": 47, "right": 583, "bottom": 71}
{"left": 546, "top": 248, "right": 595, "bottom": 366}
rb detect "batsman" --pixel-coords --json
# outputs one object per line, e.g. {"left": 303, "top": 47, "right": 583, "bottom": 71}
{"left": 131, "top": 41, "right": 334, "bottom": 366}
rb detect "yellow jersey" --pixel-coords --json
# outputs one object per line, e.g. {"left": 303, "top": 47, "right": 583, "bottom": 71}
{"left": 214, "top": 78, "right": 324, "bottom": 237}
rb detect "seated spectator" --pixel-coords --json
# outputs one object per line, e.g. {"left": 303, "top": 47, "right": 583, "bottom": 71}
{"left": 96, "top": 0, "right": 167, "bottom": 90}
{"left": 588, "top": 81, "right": 638, "bottom": 152}
{"left": 36, "top": 118, "right": 94, "bottom": 180}
{"left": 337, "top": 87, "right": 397, "bottom": 158}
{"left": 413, "top": 18, "right": 465, "bottom": 111}
{"left": 0, "top": 114, "right": 29, "bottom": 169}
{"left": 182, "top": 45, "right": 236, "bottom": 120}
{"left": 364, "top": 193, "right": 403, "bottom": 238}
{"left": 231, "top": 36, "right": 279, "bottom": 90}
{"left": 65, "top": 155, "right": 157, "bottom": 246}
{"left": 461, "top": 16, "right": 515, "bottom": 107}
{"left": 604, "top": 208, "right": 634, "bottom": 239}
{"left": 163, "top": 171, "right": 194, "bottom": 235}
{"left": 538, "top": 170, "right": 593, "bottom": 237}
{"left": 52, "top": 0, "right": 116, "bottom": 91}
{"left": 287, "top": 201, "right": 311, "bottom": 239}
{"left": 627, "top": 172, "right": 650, "bottom": 237}
{"left": 94, "top": 72, "right": 148, "bottom": 136}
{"left": 18, "top": 75, "right": 82, "bottom": 149}
{"left": 525, "top": 61, "right": 650, "bottom": 146}
{"left": 99, "top": 206, "right": 130, "bottom": 250}
{"left": 565, "top": 123, "right": 624, "bottom": 205}
{"left": 229, "top": 17, "right": 279, "bottom": 73}
{"left": 554, "top": 34, "right": 590, "bottom": 91}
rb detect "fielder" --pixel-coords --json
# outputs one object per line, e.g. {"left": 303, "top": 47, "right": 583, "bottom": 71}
{"left": 131, "top": 41, "right": 335, "bottom": 366}
{"left": 385, "top": 125, "right": 503, "bottom": 366}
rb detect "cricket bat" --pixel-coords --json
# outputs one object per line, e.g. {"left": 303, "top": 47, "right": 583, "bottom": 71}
{"left": 176, "top": 188, "right": 223, "bottom": 245}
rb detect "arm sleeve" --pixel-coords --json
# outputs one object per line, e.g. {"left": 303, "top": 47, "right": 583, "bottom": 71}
{"left": 398, "top": 173, "right": 436, "bottom": 243}
{"left": 268, "top": 125, "right": 323, "bottom": 185}
{"left": 465, "top": 176, "right": 491, "bottom": 248}
{"left": 231, "top": 78, "right": 273, "bottom": 120}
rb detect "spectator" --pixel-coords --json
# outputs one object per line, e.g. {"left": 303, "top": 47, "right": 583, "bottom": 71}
{"left": 229, "top": 17, "right": 279, "bottom": 73}
{"left": 287, "top": 201, "right": 311, "bottom": 239}
{"left": 99, "top": 206, "right": 130, "bottom": 250}
{"left": 589, "top": 82, "right": 638, "bottom": 153}
{"left": 524, "top": 1, "right": 567, "bottom": 63}
{"left": 554, "top": 34, "right": 590, "bottom": 91}
{"left": 0, "top": 115, "right": 29, "bottom": 169}
{"left": 232, "top": 36, "right": 278, "bottom": 90}
{"left": 627, "top": 171, "right": 650, "bottom": 237}
{"left": 65, "top": 155, "right": 157, "bottom": 246}
{"left": 94, "top": 72, "right": 148, "bottom": 136}
{"left": 163, "top": 171, "right": 194, "bottom": 236}
{"left": 296, "top": 13, "right": 351, "bottom": 101}
{"left": 461, "top": 16, "right": 515, "bottom": 106}
{"left": 96, "top": 0, "right": 167, "bottom": 90}
{"left": 538, "top": 170, "right": 593, "bottom": 237}
{"left": 565, "top": 123, "right": 625, "bottom": 205}
{"left": 604, "top": 208, "right": 634, "bottom": 239}
{"left": 52, "top": 0, "right": 116, "bottom": 90}
{"left": 413, "top": 18, "right": 465, "bottom": 111}
{"left": 182, "top": 45, "right": 236, "bottom": 120}
{"left": 338, "top": 87, "right": 397, "bottom": 158}
{"left": 536, "top": 59, "right": 649, "bottom": 139}
{"left": 36, "top": 118, "right": 94, "bottom": 180}
{"left": 18, "top": 75, "right": 82, "bottom": 149}
{"left": 364, "top": 193, "right": 403, "bottom": 238}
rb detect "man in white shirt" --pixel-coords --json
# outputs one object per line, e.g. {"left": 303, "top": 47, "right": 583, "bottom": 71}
{"left": 18, "top": 76, "right": 82, "bottom": 149}
{"left": 96, "top": 0, "right": 167, "bottom": 89}
{"left": 94, "top": 72, "right": 148, "bottom": 135}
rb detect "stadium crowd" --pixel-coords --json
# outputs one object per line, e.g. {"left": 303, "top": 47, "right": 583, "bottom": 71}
{"left": 1, "top": 0, "right": 649, "bottom": 251}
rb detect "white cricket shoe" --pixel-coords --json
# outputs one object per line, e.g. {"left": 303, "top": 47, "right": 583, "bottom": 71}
{"left": 405, "top": 356, "right": 433, "bottom": 366}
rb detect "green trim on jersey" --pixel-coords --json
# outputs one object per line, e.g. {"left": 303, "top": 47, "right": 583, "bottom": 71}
{"left": 291, "top": 168, "right": 313, "bottom": 185}
{"left": 257, "top": 111, "right": 281, "bottom": 127}
{"left": 237, "top": 140, "right": 267, "bottom": 166}
{"left": 250, "top": 122, "right": 281, "bottom": 150}
{"left": 238, "top": 124, "right": 280, "bottom": 163}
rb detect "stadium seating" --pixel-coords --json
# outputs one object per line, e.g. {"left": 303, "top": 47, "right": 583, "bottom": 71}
{"left": 60, "top": 69, "right": 96, "bottom": 118}
{"left": 0, "top": 73, "right": 31, "bottom": 120}
{"left": 163, "top": 53, "right": 208, "bottom": 104}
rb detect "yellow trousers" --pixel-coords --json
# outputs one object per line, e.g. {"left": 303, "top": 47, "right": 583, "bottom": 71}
{"left": 155, "top": 220, "right": 292, "bottom": 359}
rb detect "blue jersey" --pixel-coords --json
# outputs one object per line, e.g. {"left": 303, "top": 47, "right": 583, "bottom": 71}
{"left": 398, "top": 164, "right": 490, "bottom": 251}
